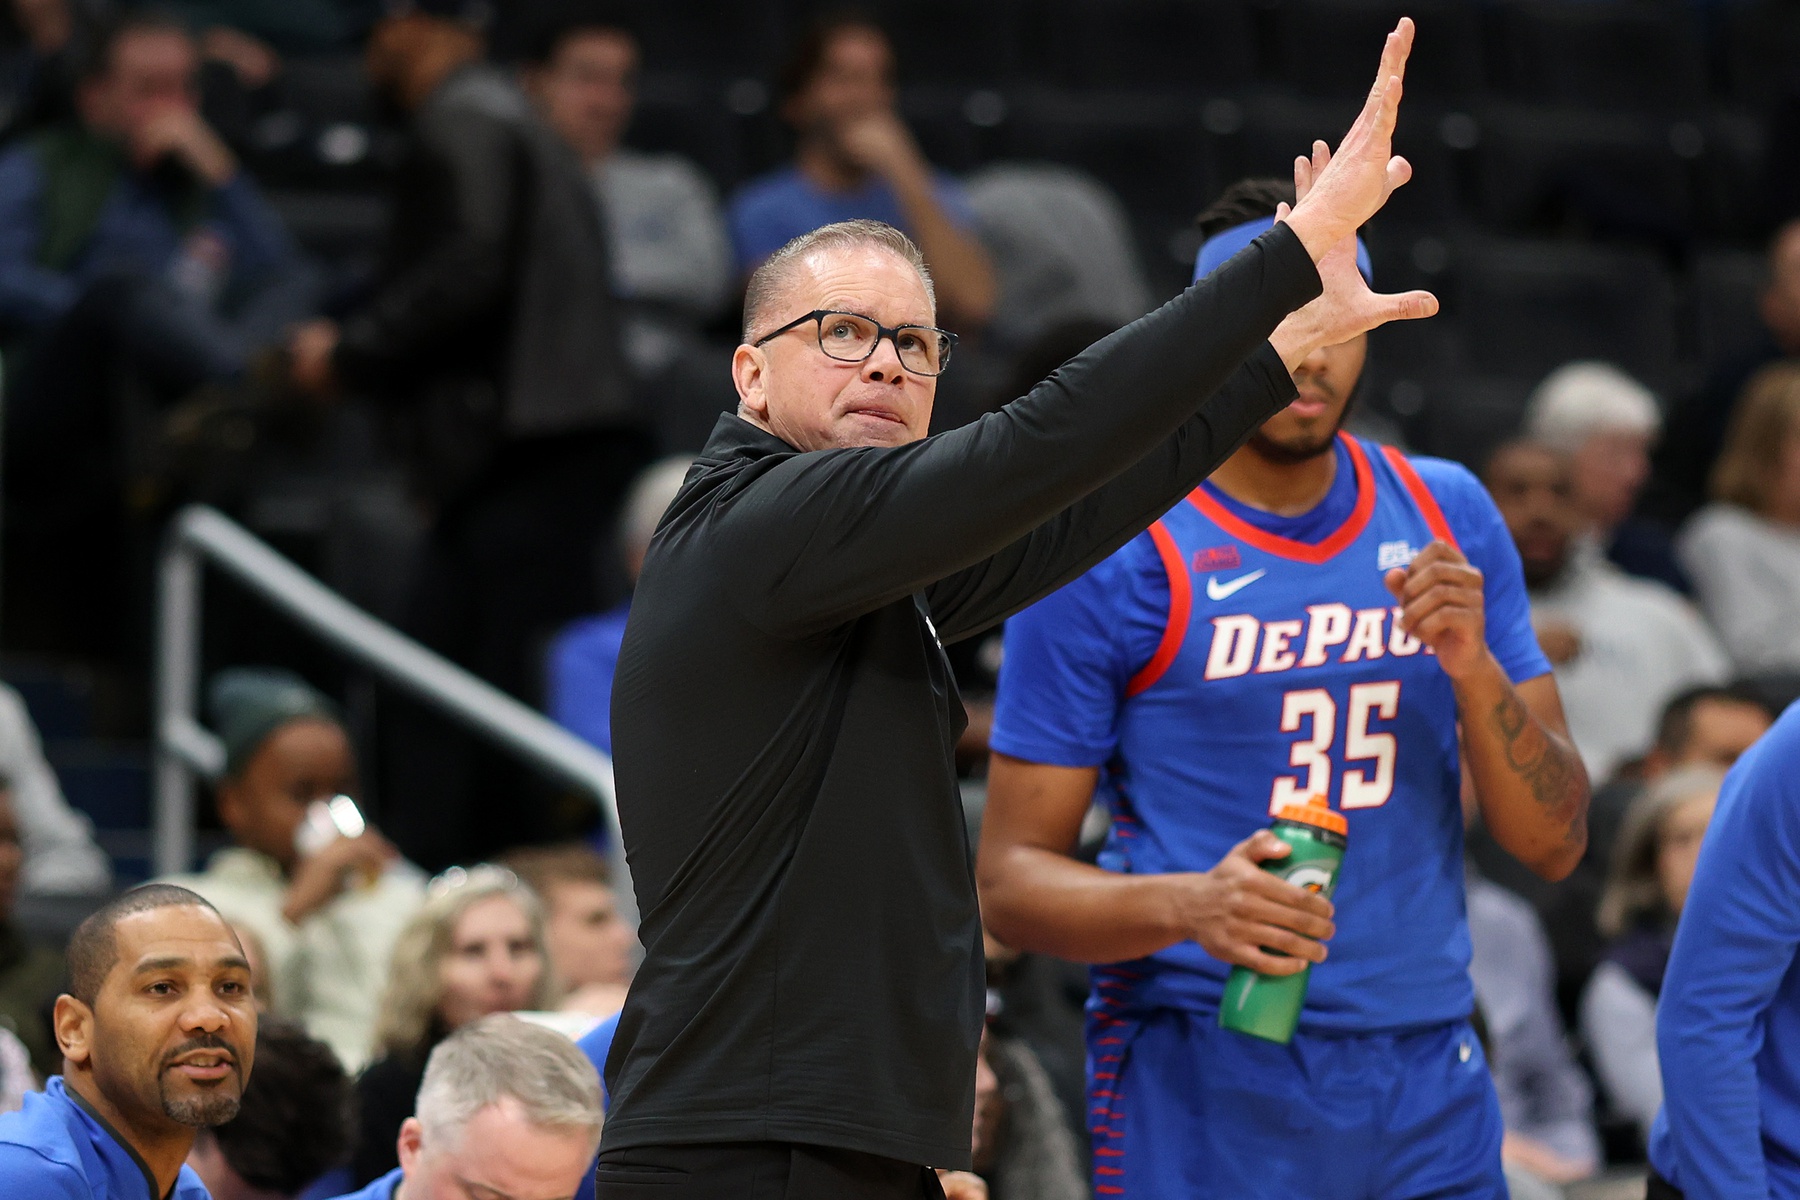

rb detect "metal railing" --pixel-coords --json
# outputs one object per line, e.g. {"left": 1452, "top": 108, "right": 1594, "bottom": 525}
{"left": 152, "top": 505, "right": 632, "bottom": 922}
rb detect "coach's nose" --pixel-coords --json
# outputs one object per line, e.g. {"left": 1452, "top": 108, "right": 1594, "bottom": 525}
{"left": 862, "top": 332, "right": 907, "bottom": 384}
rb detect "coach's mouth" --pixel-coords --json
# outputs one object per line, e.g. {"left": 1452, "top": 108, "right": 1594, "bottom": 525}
{"left": 844, "top": 403, "right": 909, "bottom": 427}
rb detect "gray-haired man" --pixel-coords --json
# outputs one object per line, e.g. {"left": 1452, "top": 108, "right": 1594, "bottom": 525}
{"left": 325, "top": 1014, "right": 603, "bottom": 1200}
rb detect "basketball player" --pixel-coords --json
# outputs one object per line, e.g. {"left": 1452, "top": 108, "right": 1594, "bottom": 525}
{"left": 977, "top": 176, "right": 1591, "bottom": 1199}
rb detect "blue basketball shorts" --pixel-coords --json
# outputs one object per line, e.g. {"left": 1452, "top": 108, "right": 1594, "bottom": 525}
{"left": 1087, "top": 1007, "right": 1506, "bottom": 1200}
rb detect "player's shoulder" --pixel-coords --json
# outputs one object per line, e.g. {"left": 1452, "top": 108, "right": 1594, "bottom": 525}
{"left": 1372, "top": 444, "right": 1507, "bottom": 539}
{"left": 1376, "top": 446, "right": 1487, "bottom": 504}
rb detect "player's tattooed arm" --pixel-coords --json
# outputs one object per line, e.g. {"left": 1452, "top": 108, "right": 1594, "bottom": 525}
{"left": 1490, "top": 685, "right": 1588, "bottom": 850}
{"left": 1459, "top": 669, "right": 1590, "bottom": 880}
{"left": 1387, "top": 540, "right": 1590, "bottom": 879}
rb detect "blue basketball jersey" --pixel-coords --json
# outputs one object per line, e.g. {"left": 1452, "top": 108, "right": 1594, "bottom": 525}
{"left": 991, "top": 435, "right": 1551, "bottom": 1033}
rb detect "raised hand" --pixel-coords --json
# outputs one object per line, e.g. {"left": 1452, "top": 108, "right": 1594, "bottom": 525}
{"left": 1267, "top": 191, "right": 1437, "bottom": 370}
{"left": 1283, "top": 18, "right": 1416, "bottom": 261}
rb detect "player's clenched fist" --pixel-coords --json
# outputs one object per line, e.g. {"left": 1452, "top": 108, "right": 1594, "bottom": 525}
{"left": 1174, "top": 829, "right": 1337, "bottom": 976}
{"left": 1384, "top": 539, "right": 1488, "bottom": 680}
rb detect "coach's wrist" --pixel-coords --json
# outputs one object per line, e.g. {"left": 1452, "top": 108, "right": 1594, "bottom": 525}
{"left": 1279, "top": 202, "right": 1346, "bottom": 266}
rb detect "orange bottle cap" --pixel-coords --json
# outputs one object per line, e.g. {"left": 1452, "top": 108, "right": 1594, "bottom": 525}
{"left": 1274, "top": 794, "right": 1348, "bottom": 836}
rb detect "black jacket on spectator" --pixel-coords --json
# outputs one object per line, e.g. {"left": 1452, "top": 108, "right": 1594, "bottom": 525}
{"left": 601, "top": 227, "right": 1319, "bottom": 1170}
{"left": 335, "top": 64, "right": 630, "bottom": 501}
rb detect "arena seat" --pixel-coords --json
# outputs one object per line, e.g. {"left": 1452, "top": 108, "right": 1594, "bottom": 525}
{"left": 1450, "top": 236, "right": 1680, "bottom": 390}
{"left": 1403, "top": 375, "right": 1533, "bottom": 470}
{"left": 1489, "top": 0, "right": 1709, "bottom": 112}
{"left": 1002, "top": 92, "right": 1220, "bottom": 294}
{"left": 1689, "top": 247, "right": 1770, "bottom": 371}
{"left": 1718, "top": 0, "right": 1800, "bottom": 108}
{"left": 626, "top": 72, "right": 759, "bottom": 191}
{"left": 1469, "top": 104, "right": 1696, "bottom": 242}
{"left": 629, "top": 0, "right": 787, "bottom": 79}
{"left": 1027, "top": 0, "right": 1259, "bottom": 92}
{"left": 1235, "top": 94, "right": 1465, "bottom": 228}
{"left": 1270, "top": 0, "right": 1487, "bottom": 102}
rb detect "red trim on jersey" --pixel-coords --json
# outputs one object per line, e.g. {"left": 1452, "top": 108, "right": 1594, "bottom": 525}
{"left": 1185, "top": 432, "right": 1377, "bottom": 563}
{"left": 1380, "top": 444, "right": 1460, "bottom": 550}
{"left": 1125, "top": 520, "right": 1191, "bottom": 698}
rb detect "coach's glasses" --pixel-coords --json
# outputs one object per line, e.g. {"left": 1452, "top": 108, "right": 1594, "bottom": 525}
{"left": 753, "top": 309, "right": 959, "bottom": 377}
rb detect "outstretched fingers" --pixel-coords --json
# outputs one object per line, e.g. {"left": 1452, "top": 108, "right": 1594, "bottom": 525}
{"left": 1373, "top": 287, "right": 1440, "bottom": 324}
{"left": 1384, "top": 153, "right": 1413, "bottom": 201}
{"left": 1377, "top": 17, "right": 1414, "bottom": 93}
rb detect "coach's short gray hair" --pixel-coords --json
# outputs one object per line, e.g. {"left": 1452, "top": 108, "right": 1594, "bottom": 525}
{"left": 742, "top": 219, "right": 936, "bottom": 342}
{"left": 414, "top": 1015, "right": 603, "bottom": 1150}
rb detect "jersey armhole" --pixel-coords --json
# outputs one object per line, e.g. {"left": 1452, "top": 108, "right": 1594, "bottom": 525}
{"left": 1125, "top": 520, "right": 1191, "bottom": 698}
{"left": 1380, "top": 445, "right": 1460, "bottom": 551}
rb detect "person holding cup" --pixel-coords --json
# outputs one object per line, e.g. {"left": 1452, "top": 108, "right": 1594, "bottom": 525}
{"left": 161, "top": 667, "right": 424, "bottom": 1071}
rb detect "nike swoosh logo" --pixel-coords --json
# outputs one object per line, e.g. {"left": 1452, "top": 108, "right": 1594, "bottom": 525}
{"left": 1206, "top": 569, "right": 1267, "bottom": 601}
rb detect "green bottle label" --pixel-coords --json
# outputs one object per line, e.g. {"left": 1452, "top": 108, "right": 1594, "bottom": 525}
{"left": 1218, "top": 818, "right": 1346, "bottom": 1045}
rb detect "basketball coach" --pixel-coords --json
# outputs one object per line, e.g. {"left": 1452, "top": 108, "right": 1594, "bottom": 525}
{"left": 596, "top": 21, "right": 1431, "bottom": 1200}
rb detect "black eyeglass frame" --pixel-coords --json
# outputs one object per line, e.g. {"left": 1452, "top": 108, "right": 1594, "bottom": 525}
{"left": 752, "top": 309, "right": 960, "bottom": 377}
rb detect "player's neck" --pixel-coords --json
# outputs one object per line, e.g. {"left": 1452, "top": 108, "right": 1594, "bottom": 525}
{"left": 1208, "top": 442, "right": 1338, "bottom": 517}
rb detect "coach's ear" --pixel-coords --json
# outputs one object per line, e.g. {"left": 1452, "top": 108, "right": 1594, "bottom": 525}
{"left": 733, "top": 343, "right": 770, "bottom": 418}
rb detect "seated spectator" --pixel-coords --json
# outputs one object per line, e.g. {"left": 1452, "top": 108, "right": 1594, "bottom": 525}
{"left": 520, "top": 5, "right": 731, "bottom": 384}
{"left": 546, "top": 455, "right": 694, "bottom": 758}
{"left": 161, "top": 0, "right": 374, "bottom": 56}
{"left": 188, "top": 1018, "right": 355, "bottom": 1200}
{"left": 1485, "top": 439, "right": 1727, "bottom": 782}
{"left": 0, "top": 777, "right": 68, "bottom": 1081}
{"left": 162, "top": 667, "right": 424, "bottom": 1071}
{"left": 965, "top": 163, "right": 1150, "bottom": 355}
{"left": 1580, "top": 765, "right": 1723, "bottom": 1145}
{"left": 0, "top": 9, "right": 314, "bottom": 658}
{"left": 352, "top": 866, "right": 555, "bottom": 1187}
{"left": 288, "top": 9, "right": 645, "bottom": 870}
{"left": 1680, "top": 362, "right": 1800, "bottom": 674}
{"left": 728, "top": 14, "right": 995, "bottom": 330}
{"left": 328, "top": 1013, "right": 603, "bottom": 1200}
{"left": 1525, "top": 360, "right": 1688, "bottom": 594}
{"left": 0, "top": 678, "right": 110, "bottom": 897}
{"left": 1655, "top": 217, "right": 1800, "bottom": 523}
{"left": 500, "top": 844, "right": 635, "bottom": 1018}
{"left": 1588, "top": 683, "right": 1771, "bottom": 874}
{"left": 1467, "top": 872, "right": 1601, "bottom": 1191}
{"left": 972, "top": 1028, "right": 1085, "bottom": 1200}
{"left": 0, "top": 884, "right": 256, "bottom": 1198}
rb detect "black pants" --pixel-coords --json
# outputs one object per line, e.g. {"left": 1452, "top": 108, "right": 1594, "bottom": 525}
{"left": 1646, "top": 1168, "right": 1683, "bottom": 1200}
{"left": 595, "top": 1143, "right": 947, "bottom": 1200}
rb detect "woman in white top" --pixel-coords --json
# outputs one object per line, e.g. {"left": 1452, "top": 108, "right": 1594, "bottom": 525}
{"left": 1579, "top": 765, "right": 1725, "bottom": 1142}
{"left": 1679, "top": 362, "right": 1800, "bottom": 672}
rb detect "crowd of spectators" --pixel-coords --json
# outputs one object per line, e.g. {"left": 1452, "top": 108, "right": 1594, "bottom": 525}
{"left": 0, "top": 1, "right": 1792, "bottom": 1198}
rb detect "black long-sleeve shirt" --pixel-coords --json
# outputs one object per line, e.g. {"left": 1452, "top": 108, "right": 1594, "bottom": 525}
{"left": 600, "top": 224, "right": 1322, "bottom": 1169}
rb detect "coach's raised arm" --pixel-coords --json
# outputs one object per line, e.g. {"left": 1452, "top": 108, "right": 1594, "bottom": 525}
{"left": 597, "top": 20, "right": 1433, "bottom": 1200}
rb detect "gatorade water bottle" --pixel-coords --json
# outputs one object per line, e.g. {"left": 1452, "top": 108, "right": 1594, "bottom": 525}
{"left": 1218, "top": 795, "right": 1347, "bottom": 1044}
